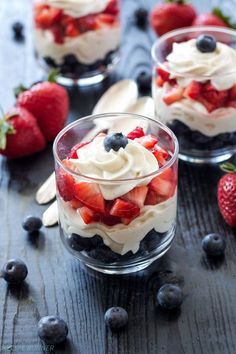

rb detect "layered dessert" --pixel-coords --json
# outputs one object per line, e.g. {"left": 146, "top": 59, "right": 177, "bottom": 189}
{"left": 33, "top": 0, "right": 120, "bottom": 79}
{"left": 55, "top": 127, "right": 177, "bottom": 264}
{"left": 153, "top": 34, "right": 236, "bottom": 153}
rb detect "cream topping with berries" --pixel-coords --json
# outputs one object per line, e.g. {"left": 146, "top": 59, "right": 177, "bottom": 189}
{"left": 167, "top": 39, "right": 236, "bottom": 90}
{"left": 154, "top": 83, "right": 236, "bottom": 137}
{"left": 34, "top": 26, "right": 120, "bottom": 64}
{"left": 59, "top": 192, "right": 177, "bottom": 255}
{"left": 68, "top": 135, "right": 159, "bottom": 200}
{"left": 47, "top": 0, "right": 110, "bottom": 18}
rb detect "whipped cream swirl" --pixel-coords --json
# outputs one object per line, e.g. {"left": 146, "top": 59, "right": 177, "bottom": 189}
{"left": 166, "top": 39, "right": 236, "bottom": 90}
{"left": 47, "top": 0, "right": 110, "bottom": 18}
{"left": 68, "top": 135, "right": 159, "bottom": 199}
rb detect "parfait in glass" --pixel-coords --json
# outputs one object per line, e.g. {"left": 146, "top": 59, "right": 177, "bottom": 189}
{"left": 33, "top": 0, "right": 121, "bottom": 85}
{"left": 53, "top": 113, "right": 179, "bottom": 274}
{"left": 152, "top": 27, "right": 236, "bottom": 163}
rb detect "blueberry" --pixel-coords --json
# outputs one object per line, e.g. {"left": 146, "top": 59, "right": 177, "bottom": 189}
{"left": 105, "top": 307, "right": 128, "bottom": 330}
{"left": 202, "top": 233, "right": 226, "bottom": 256}
{"left": 69, "top": 234, "right": 103, "bottom": 252}
{"left": 196, "top": 35, "right": 217, "bottom": 53}
{"left": 104, "top": 133, "right": 128, "bottom": 152}
{"left": 43, "top": 56, "right": 57, "bottom": 68}
{"left": 12, "top": 22, "right": 24, "bottom": 40}
{"left": 134, "top": 8, "right": 148, "bottom": 28}
{"left": 88, "top": 246, "right": 120, "bottom": 263}
{"left": 157, "top": 284, "right": 183, "bottom": 310}
{"left": 136, "top": 71, "right": 152, "bottom": 93}
{"left": 22, "top": 216, "right": 42, "bottom": 233}
{"left": 64, "top": 54, "right": 78, "bottom": 66}
{"left": 1, "top": 259, "right": 28, "bottom": 284}
{"left": 38, "top": 316, "right": 68, "bottom": 344}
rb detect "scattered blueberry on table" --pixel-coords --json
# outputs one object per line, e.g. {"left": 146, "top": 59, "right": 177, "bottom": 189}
{"left": 136, "top": 71, "right": 152, "bottom": 93}
{"left": 105, "top": 307, "right": 128, "bottom": 330}
{"left": 1, "top": 258, "right": 28, "bottom": 284}
{"left": 12, "top": 21, "right": 24, "bottom": 41}
{"left": 38, "top": 316, "right": 68, "bottom": 345}
{"left": 134, "top": 8, "right": 148, "bottom": 29}
{"left": 22, "top": 215, "right": 42, "bottom": 233}
{"left": 196, "top": 35, "right": 217, "bottom": 53}
{"left": 202, "top": 233, "right": 226, "bottom": 257}
{"left": 104, "top": 133, "right": 128, "bottom": 152}
{"left": 157, "top": 284, "right": 184, "bottom": 310}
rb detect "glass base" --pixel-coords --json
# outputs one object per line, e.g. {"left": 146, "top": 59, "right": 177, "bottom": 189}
{"left": 37, "top": 52, "right": 120, "bottom": 87}
{"left": 60, "top": 223, "right": 176, "bottom": 275}
{"left": 178, "top": 150, "right": 235, "bottom": 164}
{"left": 167, "top": 120, "right": 236, "bottom": 164}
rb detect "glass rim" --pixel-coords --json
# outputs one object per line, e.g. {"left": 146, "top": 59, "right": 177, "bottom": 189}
{"left": 151, "top": 26, "right": 236, "bottom": 79}
{"left": 53, "top": 112, "right": 179, "bottom": 184}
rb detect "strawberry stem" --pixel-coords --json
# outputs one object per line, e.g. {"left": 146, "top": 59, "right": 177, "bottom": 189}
{"left": 220, "top": 162, "right": 236, "bottom": 173}
{"left": 14, "top": 84, "right": 27, "bottom": 98}
{"left": 212, "top": 7, "right": 236, "bottom": 29}
{"left": 47, "top": 68, "right": 59, "bottom": 83}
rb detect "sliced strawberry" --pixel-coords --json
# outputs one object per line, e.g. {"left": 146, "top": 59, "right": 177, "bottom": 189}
{"left": 35, "top": 7, "right": 62, "bottom": 29}
{"left": 97, "top": 13, "right": 116, "bottom": 25}
{"left": 135, "top": 134, "right": 158, "bottom": 149}
{"left": 79, "top": 206, "right": 95, "bottom": 224}
{"left": 73, "top": 182, "right": 105, "bottom": 213}
{"left": 156, "top": 77, "right": 165, "bottom": 87}
{"left": 227, "top": 101, "right": 236, "bottom": 108}
{"left": 51, "top": 25, "right": 64, "bottom": 44}
{"left": 157, "top": 66, "right": 170, "bottom": 82}
{"left": 65, "top": 23, "right": 80, "bottom": 37}
{"left": 151, "top": 144, "right": 169, "bottom": 166}
{"left": 201, "top": 82, "right": 228, "bottom": 108}
{"left": 163, "top": 86, "right": 184, "bottom": 105}
{"left": 70, "top": 198, "right": 83, "bottom": 209}
{"left": 123, "top": 186, "right": 148, "bottom": 208}
{"left": 100, "top": 214, "right": 121, "bottom": 226}
{"left": 197, "top": 96, "right": 216, "bottom": 113}
{"left": 77, "top": 15, "right": 97, "bottom": 33}
{"left": 57, "top": 168, "right": 75, "bottom": 202}
{"left": 110, "top": 199, "right": 140, "bottom": 219}
{"left": 104, "top": 0, "right": 119, "bottom": 16}
{"left": 127, "top": 126, "right": 145, "bottom": 140}
{"left": 183, "top": 81, "right": 202, "bottom": 100}
{"left": 144, "top": 188, "right": 162, "bottom": 205}
{"left": 69, "top": 141, "right": 89, "bottom": 159}
{"left": 149, "top": 168, "right": 176, "bottom": 200}
{"left": 229, "top": 85, "right": 236, "bottom": 100}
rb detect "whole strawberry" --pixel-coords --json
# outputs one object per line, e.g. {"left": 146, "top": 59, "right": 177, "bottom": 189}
{"left": 0, "top": 107, "right": 46, "bottom": 159}
{"left": 192, "top": 8, "right": 232, "bottom": 28}
{"left": 16, "top": 75, "right": 69, "bottom": 142}
{"left": 218, "top": 163, "right": 236, "bottom": 228}
{"left": 150, "top": 0, "right": 197, "bottom": 37}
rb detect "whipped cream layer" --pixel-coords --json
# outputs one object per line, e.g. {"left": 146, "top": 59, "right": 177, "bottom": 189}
{"left": 153, "top": 83, "right": 236, "bottom": 137}
{"left": 69, "top": 135, "right": 159, "bottom": 199}
{"left": 34, "top": 26, "right": 120, "bottom": 64}
{"left": 166, "top": 39, "right": 236, "bottom": 90}
{"left": 59, "top": 193, "right": 177, "bottom": 255}
{"left": 47, "top": 0, "right": 110, "bottom": 18}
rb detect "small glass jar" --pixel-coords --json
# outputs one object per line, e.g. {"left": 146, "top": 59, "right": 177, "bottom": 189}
{"left": 53, "top": 113, "right": 179, "bottom": 274}
{"left": 33, "top": 0, "right": 121, "bottom": 86}
{"left": 152, "top": 27, "right": 236, "bottom": 164}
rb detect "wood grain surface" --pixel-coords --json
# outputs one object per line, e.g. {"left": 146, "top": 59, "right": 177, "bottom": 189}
{"left": 0, "top": 0, "right": 236, "bottom": 353}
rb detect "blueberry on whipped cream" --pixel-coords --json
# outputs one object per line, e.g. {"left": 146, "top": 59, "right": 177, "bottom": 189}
{"left": 104, "top": 132, "right": 128, "bottom": 152}
{"left": 196, "top": 35, "right": 217, "bottom": 53}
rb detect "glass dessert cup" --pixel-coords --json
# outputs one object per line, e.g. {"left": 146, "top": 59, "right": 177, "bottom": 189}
{"left": 152, "top": 26, "right": 236, "bottom": 164}
{"left": 33, "top": 0, "right": 121, "bottom": 86}
{"left": 53, "top": 113, "right": 179, "bottom": 274}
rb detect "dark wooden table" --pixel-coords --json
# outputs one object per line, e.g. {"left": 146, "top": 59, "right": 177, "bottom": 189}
{"left": 1, "top": 1, "right": 236, "bottom": 353}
